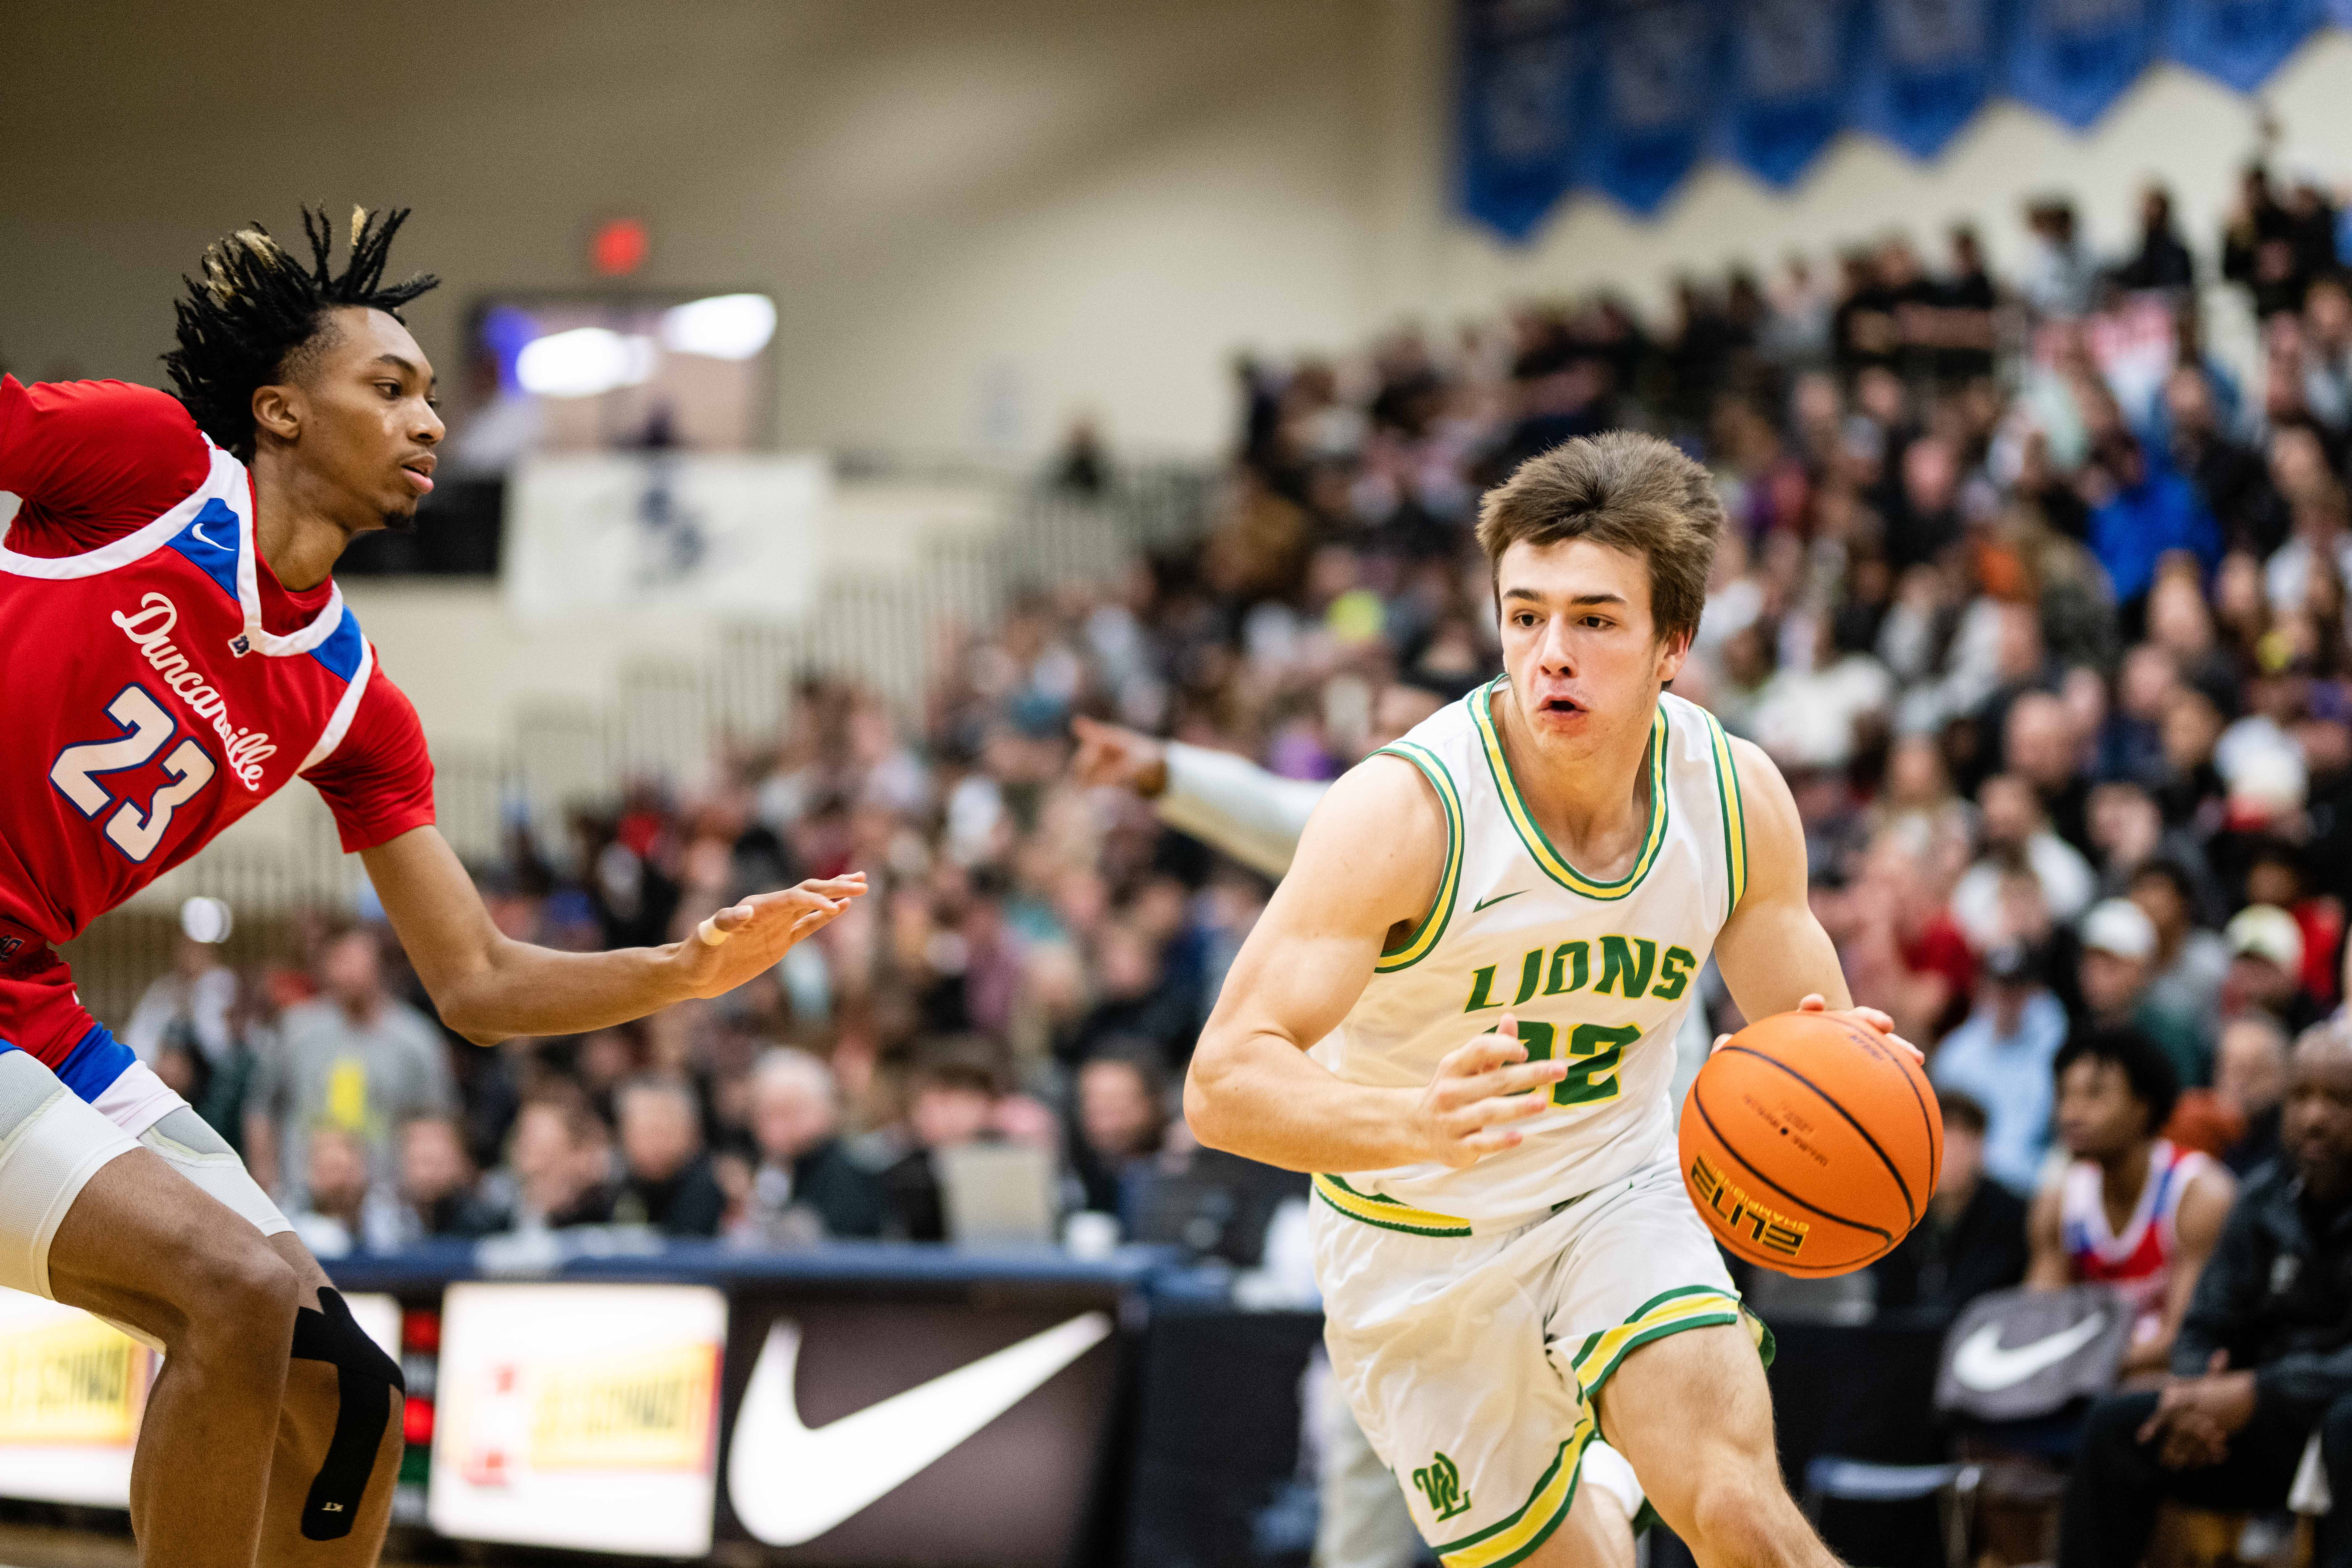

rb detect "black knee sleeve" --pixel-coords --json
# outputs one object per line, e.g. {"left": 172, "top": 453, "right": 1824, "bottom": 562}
{"left": 289, "top": 1287, "right": 405, "bottom": 1541}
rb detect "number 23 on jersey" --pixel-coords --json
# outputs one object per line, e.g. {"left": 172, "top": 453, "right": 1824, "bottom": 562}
{"left": 50, "top": 684, "right": 217, "bottom": 863}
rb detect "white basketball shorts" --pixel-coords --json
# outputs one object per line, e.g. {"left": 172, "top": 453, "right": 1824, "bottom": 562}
{"left": 1310, "top": 1157, "right": 1773, "bottom": 1567}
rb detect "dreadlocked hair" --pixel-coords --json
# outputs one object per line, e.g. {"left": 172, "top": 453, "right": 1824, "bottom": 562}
{"left": 163, "top": 205, "right": 438, "bottom": 459}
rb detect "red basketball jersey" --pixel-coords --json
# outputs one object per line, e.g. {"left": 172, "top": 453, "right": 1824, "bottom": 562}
{"left": 2060, "top": 1138, "right": 2216, "bottom": 1346}
{"left": 0, "top": 375, "right": 436, "bottom": 1065}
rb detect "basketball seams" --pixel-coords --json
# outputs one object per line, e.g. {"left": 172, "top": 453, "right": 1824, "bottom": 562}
{"left": 1843, "top": 1023, "right": 1941, "bottom": 1190}
{"left": 1689, "top": 1087, "right": 1892, "bottom": 1245}
{"left": 1717, "top": 1041, "right": 1919, "bottom": 1229}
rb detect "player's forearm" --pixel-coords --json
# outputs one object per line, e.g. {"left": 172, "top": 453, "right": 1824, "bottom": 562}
{"left": 428, "top": 936, "right": 692, "bottom": 1045}
{"left": 1155, "top": 743, "right": 1328, "bottom": 880}
{"left": 1184, "top": 1030, "right": 1426, "bottom": 1173}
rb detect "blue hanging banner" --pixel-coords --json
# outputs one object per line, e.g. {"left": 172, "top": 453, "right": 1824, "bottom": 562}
{"left": 1720, "top": 0, "right": 1863, "bottom": 189}
{"left": 1457, "top": 0, "right": 1589, "bottom": 242}
{"left": 1582, "top": 0, "right": 1724, "bottom": 214}
{"left": 2164, "top": 0, "right": 2325, "bottom": 92}
{"left": 1854, "top": 0, "right": 2005, "bottom": 159}
{"left": 2007, "top": 0, "right": 2161, "bottom": 128}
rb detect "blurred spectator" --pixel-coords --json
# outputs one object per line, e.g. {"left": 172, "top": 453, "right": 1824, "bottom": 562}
{"left": 2221, "top": 164, "right": 2309, "bottom": 320}
{"left": 882, "top": 1050, "right": 1003, "bottom": 1242}
{"left": 1052, "top": 415, "right": 1109, "bottom": 498}
{"left": 125, "top": 921, "right": 236, "bottom": 1069}
{"left": 1069, "top": 1042, "right": 1170, "bottom": 1227}
{"left": 739, "top": 1047, "right": 886, "bottom": 1242}
{"left": 244, "top": 926, "right": 455, "bottom": 1205}
{"left": 2215, "top": 1013, "right": 2292, "bottom": 1175}
{"left": 1932, "top": 941, "right": 2070, "bottom": 1193}
{"left": 2111, "top": 186, "right": 2195, "bottom": 293}
{"left": 1951, "top": 775, "right": 2096, "bottom": 946}
{"left": 492, "top": 1085, "right": 614, "bottom": 1231}
{"left": 2028, "top": 1029, "right": 2232, "bottom": 1381}
{"left": 1870, "top": 1089, "right": 2028, "bottom": 1319}
{"left": 2130, "top": 859, "right": 2232, "bottom": 1038}
{"left": 2226, "top": 903, "right": 2328, "bottom": 1035}
{"left": 2059, "top": 1023, "right": 2352, "bottom": 1568}
{"left": 2023, "top": 199, "right": 2097, "bottom": 320}
{"left": 287, "top": 1124, "right": 399, "bottom": 1259}
{"left": 610, "top": 1077, "right": 726, "bottom": 1237}
{"left": 392, "top": 1115, "right": 501, "bottom": 1242}
{"left": 2081, "top": 424, "right": 2223, "bottom": 617}
{"left": 2160, "top": 367, "right": 2275, "bottom": 558}
{"left": 2077, "top": 898, "right": 2208, "bottom": 1088}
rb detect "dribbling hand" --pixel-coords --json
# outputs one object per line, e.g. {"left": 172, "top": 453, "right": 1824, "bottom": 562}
{"left": 1410, "top": 1013, "right": 1567, "bottom": 1169}
{"left": 1711, "top": 993, "right": 1923, "bottom": 1064}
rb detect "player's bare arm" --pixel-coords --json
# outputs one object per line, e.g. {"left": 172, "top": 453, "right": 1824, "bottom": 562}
{"left": 2122, "top": 1163, "right": 2235, "bottom": 1376}
{"left": 1708, "top": 733, "right": 1919, "bottom": 1060}
{"left": 1185, "top": 754, "right": 1566, "bottom": 1173}
{"left": 2025, "top": 1180, "right": 2071, "bottom": 1287}
{"left": 362, "top": 825, "right": 864, "bottom": 1046}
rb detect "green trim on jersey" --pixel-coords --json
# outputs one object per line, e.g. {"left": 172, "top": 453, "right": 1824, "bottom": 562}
{"left": 1311, "top": 1174, "right": 1474, "bottom": 1238}
{"left": 1371, "top": 741, "right": 1464, "bottom": 972}
{"left": 1701, "top": 711, "right": 1748, "bottom": 910}
{"left": 1469, "top": 677, "right": 1670, "bottom": 901}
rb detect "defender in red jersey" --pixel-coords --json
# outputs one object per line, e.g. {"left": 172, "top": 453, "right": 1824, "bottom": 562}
{"left": 0, "top": 209, "right": 862, "bottom": 1568}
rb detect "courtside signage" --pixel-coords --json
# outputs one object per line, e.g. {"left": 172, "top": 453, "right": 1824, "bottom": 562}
{"left": 0, "top": 1289, "right": 152, "bottom": 1507}
{"left": 427, "top": 1282, "right": 724, "bottom": 1556}
{"left": 728, "top": 1310, "right": 1111, "bottom": 1545}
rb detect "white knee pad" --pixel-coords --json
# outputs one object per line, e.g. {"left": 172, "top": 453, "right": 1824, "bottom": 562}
{"left": 138, "top": 1106, "right": 293, "bottom": 1240}
{"left": 0, "top": 1052, "right": 140, "bottom": 1300}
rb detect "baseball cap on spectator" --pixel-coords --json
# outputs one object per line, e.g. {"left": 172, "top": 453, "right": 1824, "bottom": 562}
{"left": 2222, "top": 741, "right": 2306, "bottom": 830}
{"left": 2225, "top": 904, "right": 2305, "bottom": 972}
{"left": 2081, "top": 899, "right": 2158, "bottom": 963}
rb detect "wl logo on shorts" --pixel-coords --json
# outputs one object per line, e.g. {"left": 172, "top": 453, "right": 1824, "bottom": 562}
{"left": 1412, "top": 1451, "right": 1472, "bottom": 1520}
{"left": 1689, "top": 1152, "right": 1809, "bottom": 1257}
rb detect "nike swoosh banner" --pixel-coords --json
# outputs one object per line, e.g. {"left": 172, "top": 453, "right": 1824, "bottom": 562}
{"left": 717, "top": 1298, "right": 1122, "bottom": 1562}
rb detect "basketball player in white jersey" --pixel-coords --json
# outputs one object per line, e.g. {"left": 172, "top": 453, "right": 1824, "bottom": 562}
{"left": 1187, "top": 432, "right": 1912, "bottom": 1568}
{"left": 1072, "top": 696, "right": 1657, "bottom": 1566}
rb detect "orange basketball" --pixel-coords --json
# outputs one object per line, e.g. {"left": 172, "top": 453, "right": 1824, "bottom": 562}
{"left": 1678, "top": 1010, "right": 1941, "bottom": 1276}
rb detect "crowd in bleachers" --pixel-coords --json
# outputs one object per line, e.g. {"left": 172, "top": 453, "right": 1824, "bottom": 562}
{"left": 119, "top": 173, "right": 2352, "bottom": 1261}
{"left": 109, "top": 163, "right": 2352, "bottom": 1560}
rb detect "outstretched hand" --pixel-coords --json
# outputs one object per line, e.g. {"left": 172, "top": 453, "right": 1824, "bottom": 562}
{"left": 1070, "top": 716, "right": 1169, "bottom": 796}
{"left": 1411, "top": 1013, "right": 1567, "bottom": 1169}
{"left": 1712, "top": 993, "right": 1923, "bottom": 1064}
{"left": 672, "top": 874, "right": 867, "bottom": 1000}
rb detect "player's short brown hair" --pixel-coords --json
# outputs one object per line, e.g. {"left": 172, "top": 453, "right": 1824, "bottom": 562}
{"left": 1474, "top": 432, "right": 1724, "bottom": 648}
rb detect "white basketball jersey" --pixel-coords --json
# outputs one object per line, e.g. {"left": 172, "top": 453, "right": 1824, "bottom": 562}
{"left": 1309, "top": 679, "right": 1747, "bottom": 1234}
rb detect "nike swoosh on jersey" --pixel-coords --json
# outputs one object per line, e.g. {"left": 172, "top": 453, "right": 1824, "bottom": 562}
{"left": 727, "top": 1310, "right": 1112, "bottom": 1545}
{"left": 1471, "top": 889, "right": 1528, "bottom": 913}
{"left": 1948, "top": 1312, "right": 2109, "bottom": 1392}
{"left": 190, "top": 522, "right": 226, "bottom": 550}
